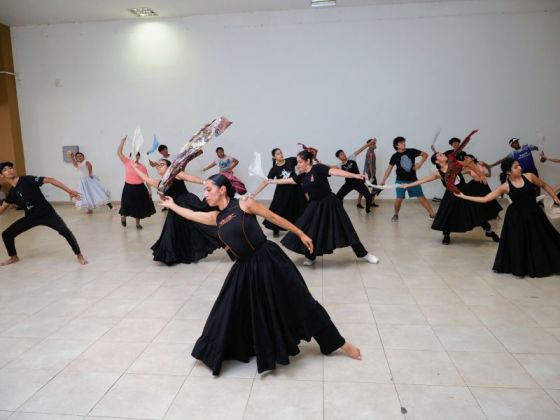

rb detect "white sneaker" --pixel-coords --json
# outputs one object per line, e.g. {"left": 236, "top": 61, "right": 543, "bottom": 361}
{"left": 361, "top": 254, "right": 379, "bottom": 264}
{"left": 303, "top": 258, "right": 316, "bottom": 266}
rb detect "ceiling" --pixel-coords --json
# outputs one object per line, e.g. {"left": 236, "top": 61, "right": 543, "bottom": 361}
{"left": 0, "top": 0, "right": 472, "bottom": 27}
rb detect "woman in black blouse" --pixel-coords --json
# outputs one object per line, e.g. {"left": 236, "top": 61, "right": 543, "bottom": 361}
{"left": 271, "top": 150, "right": 379, "bottom": 266}
{"left": 158, "top": 174, "right": 361, "bottom": 375}
{"left": 253, "top": 148, "right": 306, "bottom": 237}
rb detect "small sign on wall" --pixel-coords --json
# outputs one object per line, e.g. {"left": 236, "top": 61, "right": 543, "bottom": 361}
{"left": 62, "top": 145, "right": 79, "bottom": 163}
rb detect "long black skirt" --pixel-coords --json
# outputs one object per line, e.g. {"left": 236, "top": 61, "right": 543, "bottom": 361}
{"left": 463, "top": 180, "right": 502, "bottom": 221}
{"left": 263, "top": 184, "right": 306, "bottom": 232}
{"left": 151, "top": 192, "right": 222, "bottom": 265}
{"left": 432, "top": 190, "right": 492, "bottom": 233}
{"left": 191, "top": 241, "right": 344, "bottom": 375}
{"left": 281, "top": 193, "right": 362, "bottom": 256}
{"left": 119, "top": 183, "right": 156, "bottom": 219}
{"left": 493, "top": 203, "right": 560, "bottom": 277}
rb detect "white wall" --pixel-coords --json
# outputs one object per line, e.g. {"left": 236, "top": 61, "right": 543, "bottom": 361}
{"left": 10, "top": 0, "right": 560, "bottom": 201}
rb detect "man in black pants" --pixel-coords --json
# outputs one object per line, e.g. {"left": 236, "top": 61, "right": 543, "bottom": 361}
{"left": 0, "top": 162, "right": 87, "bottom": 266}
{"left": 334, "top": 141, "right": 373, "bottom": 213}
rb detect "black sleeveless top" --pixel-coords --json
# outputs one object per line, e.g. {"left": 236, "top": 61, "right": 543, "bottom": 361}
{"left": 438, "top": 169, "right": 466, "bottom": 191}
{"left": 292, "top": 164, "right": 332, "bottom": 201}
{"left": 507, "top": 175, "right": 536, "bottom": 207}
{"left": 216, "top": 199, "right": 267, "bottom": 259}
{"left": 160, "top": 179, "right": 188, "bottom": 198}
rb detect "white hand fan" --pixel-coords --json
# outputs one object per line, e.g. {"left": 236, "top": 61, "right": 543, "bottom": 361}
{"left": 248, "top": 152, "right": 267, "bottom": 180}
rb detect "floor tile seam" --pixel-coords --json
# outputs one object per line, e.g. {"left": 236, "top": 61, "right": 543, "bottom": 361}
{"left": 361, "top": 275, "right": 406, "bottom": 419}
{"left": 156, "top": 371, "right": 189, "bottom": 420}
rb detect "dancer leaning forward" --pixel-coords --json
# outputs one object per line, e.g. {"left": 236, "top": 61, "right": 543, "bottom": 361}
{"left": 159, "top": 174, "right": 361, "bottom": 375}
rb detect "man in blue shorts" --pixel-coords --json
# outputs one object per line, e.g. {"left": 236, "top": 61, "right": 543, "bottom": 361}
{"left": 380, "top": 137, "right": 435, "bottom": 222}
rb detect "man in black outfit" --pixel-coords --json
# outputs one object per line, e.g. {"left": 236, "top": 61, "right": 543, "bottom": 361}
{"left": 334, "top": 141, "right": 373, "bottom": 213}
{"left": 0, "top": 161, "right": 87, "bottom": 266}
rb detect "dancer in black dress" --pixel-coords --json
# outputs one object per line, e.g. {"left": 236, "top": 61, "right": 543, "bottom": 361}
{"left": 117, "top": 136, "right": 156, "bottom": 229}
{"left": 130, "top": 159, "right": 221, "bottom": 265}
{"left": 272, "top": 151, "right": 379, "bottom": 266}
{"left": 400, "top": 152, "right": 500, "bottom": 244}
{"left": 253, "top": 148, "right": 306, "bottom": 237}
{"left": 456, "top": 158, "right": 560, "bottom": 277}
{"left": 0, "top": 161, "right": 87, "bottom": 265}
{"left": 158, "top": 174, "right": 361, "bottom": 375}
{"left": 462, "top": 154, "right": 502, "bottom": 221}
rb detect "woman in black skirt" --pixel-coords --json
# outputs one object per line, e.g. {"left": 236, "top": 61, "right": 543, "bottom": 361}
{"left": 400, "top": 152, "right": 500, "bottom": 244}
{"left": 158, "top": 174, "right": 361, "bottom": 375}
{"left": 117, "top": 136, "right": 155, "bottom": 229}
{"left": 462, "top": 154, "right": 502, "bottom": 222}
{"left": 270, "top": 150, "right": 379, "bottom": 266}
{"left": 456, "top": 158, "right": 560, "bottom": 277}
{"left": 253, "top": 148, "right": 306, "bottom": 237}
{"left": 130, "top": 159, "right": 222, "bottom": 265}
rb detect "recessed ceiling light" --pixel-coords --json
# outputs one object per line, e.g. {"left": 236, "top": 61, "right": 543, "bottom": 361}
{"left": 128, "top": 8, "right": 158, "bottom": 17}
{"left": 311, "top": 0, "right": 336, "bottom": 7}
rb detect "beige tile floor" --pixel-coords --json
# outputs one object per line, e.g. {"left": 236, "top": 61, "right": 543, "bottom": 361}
{"left": 0, "top": 199, "right": 559, "bottom": 419}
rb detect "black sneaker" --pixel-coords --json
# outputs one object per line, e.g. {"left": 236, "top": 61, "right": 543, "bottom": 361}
{"left": 121, "top": 217, "right": 126, "bottom": 227}
{"left": 356, "top": 204, "right": 364, "bottom": 209}
{"left": 442, "top": 235, "right": 450, "bottom": 245}
{"left": 486, "top": 231, "right": 500, "bottom": 242}
{"left": 136, "top": 224, "right": 143, "bottom": 230}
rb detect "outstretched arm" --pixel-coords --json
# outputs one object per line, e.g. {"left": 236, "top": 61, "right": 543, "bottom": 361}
{"left": 489, "top": 155, "right": 508, "bottom": 168}
{"left": 329, "top": 167, "right": 365, "bottom": 180}
{"left": 241, "top": 198, "right": 313, "bottom": 254}
{"left": 175, "top": 171, "right": 203, "bottom": 185}
{"left": 380, "top": 165, "right": 394, "bottom": 185}
{"left": 253, "top": 179, "right": 271, "bottom": 197}
{"left": 455, "top": 184, "right": 508, "bottom": 203}
{"left": 524, "top": 173, "right": 560, "bottom": 205}
{"left": 43, "top": 177, "right": 80, "bottom": 200}
{"left": 352, "top": 141, "right": 371, "bottom": 157}
{"left": 201, "top": 161, "right": 216, "bottom": 172}
{"left": 269, "top": 177, "right": 297, "bottom": 186}
{"left": 400, "top": 172, "right": 440, "bottom": 189}
{"left": 117, "top": 136, "right": 127, "bottom": 163}
{"left": 454, "top": 129, "right": 478, "bottom": 156}
{"left": 130, "top": 162, "right": 159, "bottom": 188}
{"left": 158, "top": 196, "right": 219, "bottom": 225}
{"left": 541, "top": 152, "right": 560, "bottom": 164}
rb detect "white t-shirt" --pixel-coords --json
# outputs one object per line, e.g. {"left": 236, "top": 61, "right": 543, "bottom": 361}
{"left": 214, "top": 155, "right": 236, "bottom": 172}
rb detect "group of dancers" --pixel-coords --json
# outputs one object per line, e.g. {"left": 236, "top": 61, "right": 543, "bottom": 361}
{"left": 1, "top": 127, "right": 560, "bottom": 376}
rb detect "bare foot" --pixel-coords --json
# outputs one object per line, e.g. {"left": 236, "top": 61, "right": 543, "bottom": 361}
{"left": 77, "top": 254, "right": 88, "bottom": 265}
{"left": 341, "top": 341, "right": 361, "bottom": 360}
{"left": 1, "top": 256, "right": 20, "bottom": 266}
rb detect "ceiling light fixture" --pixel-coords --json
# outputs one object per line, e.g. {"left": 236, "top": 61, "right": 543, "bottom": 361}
{"left": 311, "top": 0, "right": 336, "bottom": 7}
{"left": 128, "top": 8, "right": 158, "bottom": 17}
